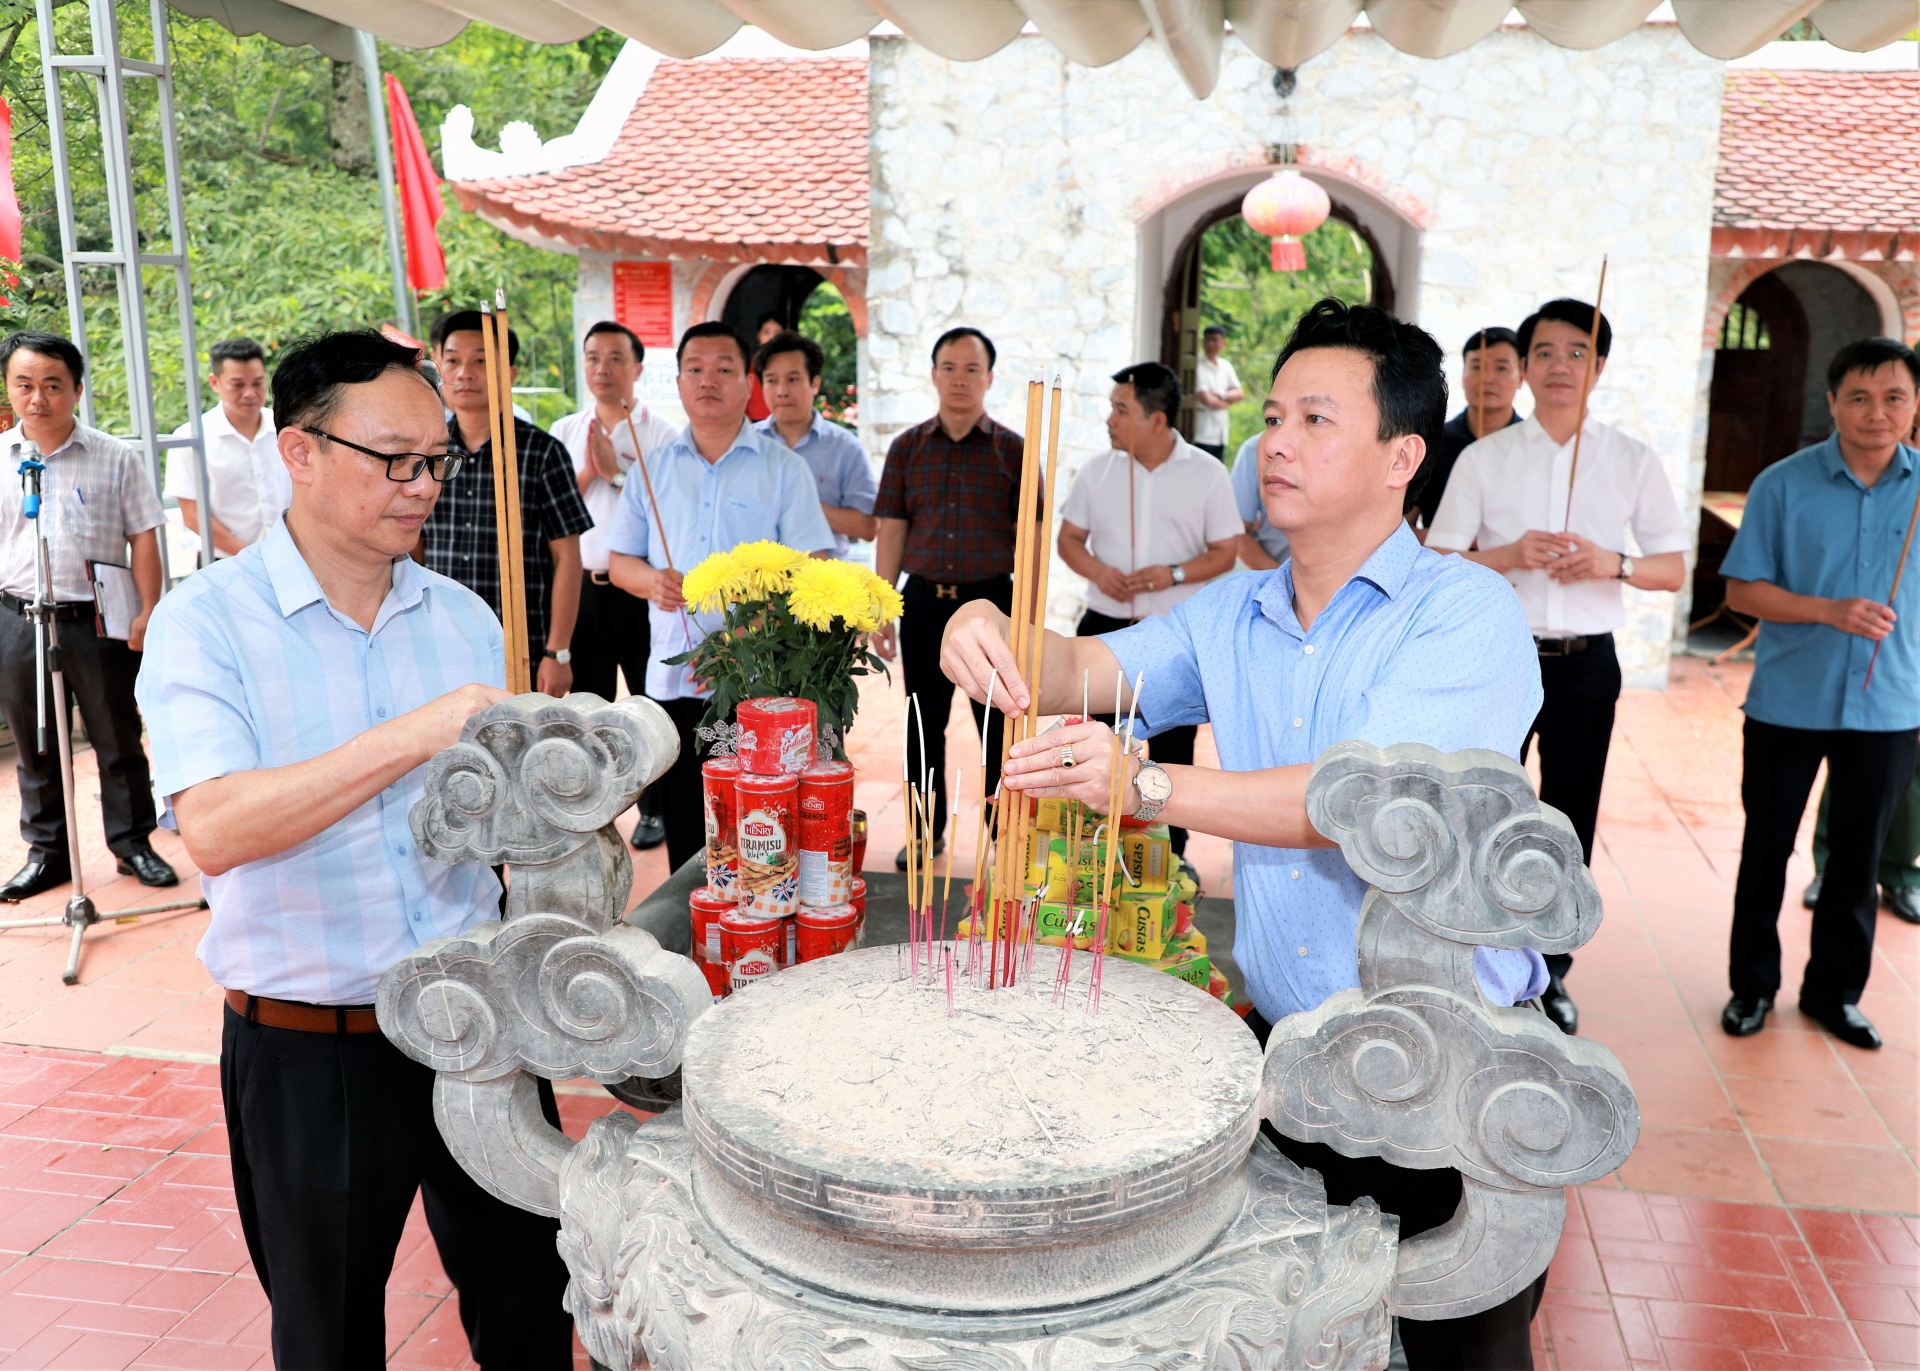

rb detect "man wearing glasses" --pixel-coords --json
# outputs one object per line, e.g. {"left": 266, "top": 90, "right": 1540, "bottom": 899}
{"left": 135, "top": 331, "right": 572, "bottom": 1367}
{"left": 1427, "top": 299, "right": 1688, "bottom": 1035}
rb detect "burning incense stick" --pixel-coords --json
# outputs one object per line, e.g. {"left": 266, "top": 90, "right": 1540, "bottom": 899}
{"left": 1865, "top": 474, "right": 1920, "bottom": 689}
{"left": 618, "top": 397, "right": 695, "bottom": 649}
{"left": 1561, "top": 258, "right": 1608, "bottom": 534}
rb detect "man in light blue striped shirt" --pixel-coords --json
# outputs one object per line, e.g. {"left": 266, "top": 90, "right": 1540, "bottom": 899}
{"left": 607, "top": 321, "right": 835, "bottom": 871}
{"left": 135, "top": 331, "right": 571, "bottom": 1368}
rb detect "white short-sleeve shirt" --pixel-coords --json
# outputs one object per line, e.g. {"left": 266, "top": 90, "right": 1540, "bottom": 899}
{"left": 1060, "top": 435, "right": 1244, "bottom": 620}
{"left": 1192, "top": 354, "right": 1242, "bottom": 446}
{"left": 550, "top": 405, "right": 680, "bottom": 572}
{"left": 1425, "top": 415, "right": 1690, "bottom": 636}
{"left": 165, "top": 406, "right": 289, "bottom": 554}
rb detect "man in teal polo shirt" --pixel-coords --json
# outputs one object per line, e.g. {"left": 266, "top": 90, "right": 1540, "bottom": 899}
{"left": 1719, "top": 336, "right": 1920, "bottom": 1051}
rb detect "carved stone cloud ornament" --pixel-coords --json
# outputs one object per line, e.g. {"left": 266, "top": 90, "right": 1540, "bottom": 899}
{"left": 1266, "top": 741, "right": 1640, "bottom": 1321}
{"left": 378, "top": 695, "right": 703, "bottom": 1216}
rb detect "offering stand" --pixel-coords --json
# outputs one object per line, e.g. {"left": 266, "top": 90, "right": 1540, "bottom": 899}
{"left": 376, "top": 697, "right": 1638, "bottom": 1370}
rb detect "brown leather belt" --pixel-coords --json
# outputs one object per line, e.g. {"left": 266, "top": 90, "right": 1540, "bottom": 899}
{"left": 225, "top": 988, "right": 381, "bottom": 1034}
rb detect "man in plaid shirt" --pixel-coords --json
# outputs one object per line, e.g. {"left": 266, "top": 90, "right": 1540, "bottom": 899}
{"left": 873, "top": 327, "right": 1028, "bottom": 864}
{"left": 422, "top": 312, "right": 591, "bottom": 696}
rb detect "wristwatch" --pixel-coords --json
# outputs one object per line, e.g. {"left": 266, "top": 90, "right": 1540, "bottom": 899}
{"left": 1132, "top": 759, "right": 1173, "bottom": 822}
{"left": 610, "top": 471, "right": 627, "bottom": 489}
{"left": 1168, "top": 564, "right": 1187, "bottom": 586}
{"left": 1616, "top": 555, "right": 1634, "bottom": 581}
{"left": 545, "top": 647, "right": 572, "bottom": 665}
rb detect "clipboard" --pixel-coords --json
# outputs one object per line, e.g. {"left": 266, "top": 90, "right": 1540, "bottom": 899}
{"left": 88, "top": 561, "right": 140, "bottom": 641}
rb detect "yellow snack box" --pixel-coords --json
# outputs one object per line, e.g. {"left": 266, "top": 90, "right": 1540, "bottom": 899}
{"left": 1121, "top": 827, "right": 1173, "bottom": 892}
{"left": 1034, "top": 797, "right": 1097, "bottom": 833}
{"left": 1034, "top": 901, "right": 1098, "bottom": 949}
{"left": 1112, "top": 887, "right": 1177, "bottom": 959}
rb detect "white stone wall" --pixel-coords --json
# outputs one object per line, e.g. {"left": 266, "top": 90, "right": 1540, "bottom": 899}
{"left": 869, "top": 25, "right": 1726, "bottom": 686}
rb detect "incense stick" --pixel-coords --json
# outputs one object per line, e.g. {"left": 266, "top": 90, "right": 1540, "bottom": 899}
{"left": 618, "top": 398, "right": 696, "bottom": 650}
{"left": 479, "top": 303, "right": 526, "bottom": 692}
{"left": 1864, "top": 469, "right": 1920, "bottom": 689}
{"left": 494, "top": 294, "right": 530, "bottom": 694}
{"left": 1561, "top": 258, "right": 1609, "bottom": 534}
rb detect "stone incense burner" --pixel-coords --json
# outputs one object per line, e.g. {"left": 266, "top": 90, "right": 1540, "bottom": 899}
{"left": 376, "top": 696, "right": 1639, "bottom": 1370}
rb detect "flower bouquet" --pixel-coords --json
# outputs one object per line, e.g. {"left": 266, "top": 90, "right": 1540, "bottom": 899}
{"left": 667, "top": 541, "right": 904, "bottom": 757}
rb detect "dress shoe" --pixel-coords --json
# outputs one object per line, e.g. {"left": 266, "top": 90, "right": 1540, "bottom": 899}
{"left": 1799, "top": 997, "right": 1882, "bottom": 1050}
{"left": 630, "top": 814, "right": 666, "bottom": 851}
{"left": 1802, "top": 871, "right": 1823, "bottom": 909}
{"left": 0, "top": 854, "right": 70, "bottom": 902}
{"left": 1721, "top": 994, "right": 1771, "bottom": 1036}
{"left": 1885, "top": 884, "right": 1920, "bottom": 925}
{"left": 115, "top": 843, "right": 178, "bottom": 888}
{"left": 895, "top": 839, "right": 946, "bottom": 872}
{"left": 1541, "top": 975, "right": 1578, "bottom": 1035}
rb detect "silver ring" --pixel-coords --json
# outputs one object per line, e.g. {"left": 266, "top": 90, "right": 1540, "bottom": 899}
{"left": 1059, "top": 743, "right": 1076, "bottom": 770}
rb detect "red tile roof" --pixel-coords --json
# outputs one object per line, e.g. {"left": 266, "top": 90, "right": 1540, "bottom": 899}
{"left": 453, "top": 57, "right": 868, "bottom": 266}
{"left": 1714, "top": 70, "right": 1920, "bottom": 260}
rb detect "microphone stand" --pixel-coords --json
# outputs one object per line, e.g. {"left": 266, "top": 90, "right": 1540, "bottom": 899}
{"left": 0, "top": 443, "right": 204, "bottom": 985}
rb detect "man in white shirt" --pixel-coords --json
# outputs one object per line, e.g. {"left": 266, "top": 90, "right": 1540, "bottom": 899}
{"left": 1428, "top": 298, "right": 1689, "bottom": 1034}
{"left": 0, "top": 331, "right": 177, "bottom": 899}
{"left": 754, "top": 330, "right": 877, "bottom": 559}
{"left": 166, "top": 338, "right": 289, "bottom": 559}
{"left": 1191, "top": 324, "right": 1244, "bottom": 460}
{"left": 1059, "top": 361, "right": 1241, "bottom": 856}
{"left": 550, "top": 320, "right": 674, "bottom": 850}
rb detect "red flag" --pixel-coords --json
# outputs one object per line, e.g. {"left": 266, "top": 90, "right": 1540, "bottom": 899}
{"left": 0, "top": 97, "right": 22, "bottom": 306}
{"left": 385, "top": 73, "right": 446, "bottom": 293}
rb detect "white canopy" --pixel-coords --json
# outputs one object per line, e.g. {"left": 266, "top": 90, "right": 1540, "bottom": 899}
{"left": 172, "top": 0, "right": 1920, "bottom": 96}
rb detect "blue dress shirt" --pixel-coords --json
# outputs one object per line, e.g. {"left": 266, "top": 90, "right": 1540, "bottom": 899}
{"left": 135, "top": 519, "right": 506, "bottom": 1005}
{"left": 603, "top": 419, "right": 836, "bottom": 699}
{"left": 1231, "top": 433, "right": 1290, "bottom": 563}
{"left": 754, "top": 413, "right": 876, "bottom": 560}
{"left": 1105, "top": 522, "right": 1544, "bottom": 1023}
{"left": 1719, "top": 437, "right": 1920, "bottom": 733}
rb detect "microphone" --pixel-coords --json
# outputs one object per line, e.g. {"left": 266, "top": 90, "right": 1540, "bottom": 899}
{"left": 16, "top": 441, "right": 43, "bottom": 520}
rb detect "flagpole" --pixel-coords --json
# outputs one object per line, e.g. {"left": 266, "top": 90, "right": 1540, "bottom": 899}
{"left": 356, "top": 30, "right": 412, "bottom": 336}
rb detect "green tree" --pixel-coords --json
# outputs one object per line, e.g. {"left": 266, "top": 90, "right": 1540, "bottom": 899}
{"left": 0, "top": 6, "right": 610, "bottom": 434}
{"left": 800, "top": 282, "right": 857, "bottom": 425}
{"left": 1198, "top": 213, "right": 1375, "bottom": 457}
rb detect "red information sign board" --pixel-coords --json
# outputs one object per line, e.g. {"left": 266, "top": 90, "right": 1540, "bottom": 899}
{"left": 613, "top": 261, "right": 674, "bottom": 350}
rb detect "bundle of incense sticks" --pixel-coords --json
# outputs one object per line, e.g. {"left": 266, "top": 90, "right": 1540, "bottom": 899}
{"left": 901, "top": 694, "right": 956, "bottom": 991}
{"left": 980, "top": 372, "right": 1066, "bottom": 991}
{"left": 481, "top": 295, "right": 531, "bottom": 693}
{"left": 1087, "top": 673, "right": 1144, "bottom": 1015}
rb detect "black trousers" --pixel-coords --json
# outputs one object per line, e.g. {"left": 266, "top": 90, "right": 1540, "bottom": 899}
{"left": 1729, "top": 718, "right": 1919, "bottom": 1007}
{"left": 657, "top": 694, "right": 713, "bottom": 874}
{"left": 902, "top": 575, "right": 1012, "bottom": 836}
{"left": 1519, "top": 636, "right": 1620, "bottom": 982}
{"left": 221, "top": 1005, "right": 573, "bottom": 1369}
{"left": 573, "top": 574, "right": 660, "bottom": 826}
{"left": 1247, "top": 1009, "right": 1544, "bottom": 1370}
{"left": 0, "top": 603, "right": 156, "bottom": 861}
{"left": 1078, "top": 608, "right": 1194, "bottom": 856}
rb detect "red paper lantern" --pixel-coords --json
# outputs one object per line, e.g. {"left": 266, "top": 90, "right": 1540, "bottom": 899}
{"left": 1241, "top": 170, "right": 1331, "bottom": 272}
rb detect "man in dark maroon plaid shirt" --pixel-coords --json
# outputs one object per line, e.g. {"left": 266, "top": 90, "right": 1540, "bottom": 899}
{"left": 874, "top": 327, "right": 1028, "bottom": 865}
{"left": 422, "top": 312, "right": 592, "bottom": 697}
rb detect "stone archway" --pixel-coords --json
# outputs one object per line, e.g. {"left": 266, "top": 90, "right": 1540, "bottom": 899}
{"left": 1135, "top": 148, "right": 1428, "bottom": 443}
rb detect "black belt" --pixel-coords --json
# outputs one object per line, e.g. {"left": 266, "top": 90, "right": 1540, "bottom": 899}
{"left": 906, "top": 574, "right": 1008, "bottom": 602}
{"left": 1534, "top": 632, "right": 1612, "bottom": 657}
{"left": 0, "top": 593, "right": 92, "bottom": 622}
{"left": 586, "top": 570, "right": 613, "bottom": 586}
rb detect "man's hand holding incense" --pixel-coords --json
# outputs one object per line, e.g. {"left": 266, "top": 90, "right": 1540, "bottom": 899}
{"left": 1544, "top": 531, "right": 1621, "bottom": 584}
{"left": 647, "top": 567, "right": 686, "bottom": 613}
{"left": 941, "top": 600, "right": 1034, "bottom": 717}
{"left": 1829, "top": 597, "right": 1897, "bottom": 640}
{"left": 1004, "top": 719, "right": 1137, "bottom": 812}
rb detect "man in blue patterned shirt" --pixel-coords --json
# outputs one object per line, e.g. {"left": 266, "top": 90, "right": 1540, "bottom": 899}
{"left": 136, "top": 331, "right": 570, "bottom": 1368}
{"left": 942, "top": 301, "right": 1550, "bottom": 1369}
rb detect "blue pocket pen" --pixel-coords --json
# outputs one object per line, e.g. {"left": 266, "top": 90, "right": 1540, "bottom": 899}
{"left": 73, "top": 487, "right": 84, "bottom": 506}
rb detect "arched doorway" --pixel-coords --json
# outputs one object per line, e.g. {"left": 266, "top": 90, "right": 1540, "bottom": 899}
{"left": 720, "top": 264, "right": 825, "bottom": 342}
{"left": 1161, "top": 199, "right": 1389, "bottom": 445}
{"left": 1694, "top": 261, "right": 1880, "bottom": 638}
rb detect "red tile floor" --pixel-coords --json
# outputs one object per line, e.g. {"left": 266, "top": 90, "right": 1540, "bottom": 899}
{"left": 0, "top": 657, "right": 1905, "bottom": 1367}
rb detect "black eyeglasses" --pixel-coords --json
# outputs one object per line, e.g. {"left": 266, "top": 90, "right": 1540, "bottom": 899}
{"left": 301, "top": 427, "right": 464, "bottom": 483}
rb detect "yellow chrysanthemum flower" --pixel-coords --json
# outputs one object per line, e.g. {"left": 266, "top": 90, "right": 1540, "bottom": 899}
{"left": 730, "top": 540, "right": 806, "bottom": 598}
{"left": 867, "top": 572, "right": 904, "bottom": 627}
{"left": 787, "top": 558, "right": 875, "bottom": 630}
{"left": 681, "top": 548, "right": 749, "bottom": 614}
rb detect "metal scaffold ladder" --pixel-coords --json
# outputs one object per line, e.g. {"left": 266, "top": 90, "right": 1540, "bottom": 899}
{"left": 37, "top": 0, "right": 212, "bottom": 577}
